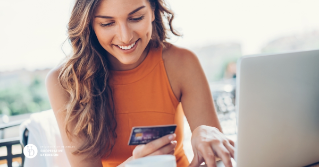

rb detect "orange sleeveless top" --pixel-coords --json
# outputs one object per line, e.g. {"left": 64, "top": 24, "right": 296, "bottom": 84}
{"left": 101, "top": 46, "right": 189, "bottom": 167}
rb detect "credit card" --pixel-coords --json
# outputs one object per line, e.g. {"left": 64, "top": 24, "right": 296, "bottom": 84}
{"left": 128, "top": 124, "right": 177, "bottom": 145}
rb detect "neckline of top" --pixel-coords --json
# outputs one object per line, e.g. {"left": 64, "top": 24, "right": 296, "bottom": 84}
{"left": 109, "top": 45, "right": 163, "bottom": 85}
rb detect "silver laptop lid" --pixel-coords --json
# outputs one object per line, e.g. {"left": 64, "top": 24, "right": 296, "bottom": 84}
{"left": 235, "top": 49, "right": 319, "bottom": 167}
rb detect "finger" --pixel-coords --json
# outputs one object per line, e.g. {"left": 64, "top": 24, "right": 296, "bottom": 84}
{"left": 132, "top": 145, "right": 145, "bottom": 159}
{"left": 197, "top": 144, "right": 216, "bottom": 167}
{"left": 189, "top": 150, "right": 204, "bottom": 167}
{"left": 214, "top": 144, "right": 232, "bottom": 167}
{"left": 223, "top": 142, "right": 235, "bottom": 158}
{"left": 147, "top": 140, "right": 177, "bottom": 156}
{"left": 168, "top": 150, "right": 175, "bottom": 155}
{"left": 228, "top": 139, "right": 235, "bottom": 147}
{"left": 134, "top": 133, "right": 176, "bottom": 158}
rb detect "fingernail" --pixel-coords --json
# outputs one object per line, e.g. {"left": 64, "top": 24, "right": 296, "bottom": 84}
{"left": 168, "top": 134, "right": 175, "bottom": 140}
{"left": 171, "top": 140, "right": 177, "bottom": 145}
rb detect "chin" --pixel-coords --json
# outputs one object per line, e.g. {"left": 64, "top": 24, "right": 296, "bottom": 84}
{"left": 119, "top": 55, "right": 140, "bottom": 65}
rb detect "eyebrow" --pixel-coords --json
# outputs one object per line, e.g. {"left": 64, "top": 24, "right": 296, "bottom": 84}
{"left": 95, "top": 6, "right": 145, "bottom": 19}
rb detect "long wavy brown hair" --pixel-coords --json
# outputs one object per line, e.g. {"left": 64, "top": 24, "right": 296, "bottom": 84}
{"left": 58, "top": 0, "right": 180, "bottom": 159}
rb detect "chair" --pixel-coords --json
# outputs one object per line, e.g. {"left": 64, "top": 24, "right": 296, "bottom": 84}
{"left": 19, "top": 110, "right": 70, "bottom": 167}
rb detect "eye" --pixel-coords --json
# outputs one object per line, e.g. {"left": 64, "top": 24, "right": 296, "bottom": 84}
{"left": 129, "top": 16, "right": 144, "bottom": 22}
{"left": 100, "top": 22, "right": 114, "bottom": 27}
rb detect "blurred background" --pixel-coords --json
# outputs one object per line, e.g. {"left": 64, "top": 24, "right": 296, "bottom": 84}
{"left": 0, "top": 0, "right": 319, "bottom": 166}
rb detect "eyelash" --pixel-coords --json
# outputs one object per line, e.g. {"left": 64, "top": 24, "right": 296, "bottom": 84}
{"left": 130, "top": 16, "right": 144, "bottom": 22}
{"left": 100, "top": 16, "right": 145, "bottom": 27}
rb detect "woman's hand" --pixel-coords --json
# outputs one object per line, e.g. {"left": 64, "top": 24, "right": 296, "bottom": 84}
{"left": 189, "top": 125, "right": 235, "bottom": 167}
{"left": 118, "top": 134, "right": 177, "bottom": 167}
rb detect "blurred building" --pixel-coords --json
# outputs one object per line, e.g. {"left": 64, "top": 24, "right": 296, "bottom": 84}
{"left": 0, "top": 69, "right": 50, "bottom": 89}
{"left": 261, "top": 30, "right": 319, "bottom": 53}
{"left": 191, "top": 42, "right": 242, "bottom": 82}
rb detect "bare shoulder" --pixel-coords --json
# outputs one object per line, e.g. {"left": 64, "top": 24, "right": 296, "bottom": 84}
{"left": 45, "top": 65, "right": 62, "bottom": 87}
{"left": 162, "top": 43, "right": 203, "bottom": 81}
{"left": 162, "top": 42, "right": 199, "bottom": 68}
{"left": 162, "top": 43, "right": 204, "bottom": 100}
{"left": 45, "top": 64, "right": 69, "bottom": 112}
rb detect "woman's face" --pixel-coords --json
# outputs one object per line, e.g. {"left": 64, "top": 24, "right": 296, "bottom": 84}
{"left": 92, "top": 0, "right": 154, "bottom": 70}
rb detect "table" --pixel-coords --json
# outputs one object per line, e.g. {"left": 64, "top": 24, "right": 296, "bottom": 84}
{"left": 199, "top": 160, "right": 319, "bottom": 167}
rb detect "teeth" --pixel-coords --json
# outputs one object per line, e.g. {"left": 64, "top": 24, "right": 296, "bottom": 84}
{"left": 118, "top": 41, "right": 136, "bottom": 50}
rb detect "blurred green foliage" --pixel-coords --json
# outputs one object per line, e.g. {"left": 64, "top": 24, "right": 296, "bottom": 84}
{"left": 0, "top": 76, "right": 51, "bottom": 116}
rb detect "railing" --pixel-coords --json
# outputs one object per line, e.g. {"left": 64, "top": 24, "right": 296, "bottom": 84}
{"left": 0, "top": 120, "right": 26, "bottom": 167}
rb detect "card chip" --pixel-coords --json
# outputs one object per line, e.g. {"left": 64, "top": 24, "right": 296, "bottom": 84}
{"left": 135, "top": 133, "right": 143, "bottom": 137}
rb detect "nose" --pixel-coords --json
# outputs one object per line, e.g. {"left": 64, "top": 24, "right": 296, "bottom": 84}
{"left": 117, "top": 22, "right": 133, "bottom": 45}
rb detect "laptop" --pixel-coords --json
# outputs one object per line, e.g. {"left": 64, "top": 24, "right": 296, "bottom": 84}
{"left": 234, "top": 49, "right": 319, "bottom": 167}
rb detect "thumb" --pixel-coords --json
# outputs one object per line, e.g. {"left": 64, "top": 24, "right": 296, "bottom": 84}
{"left": 189, "top": 152, "right": 202, "bottom": 167}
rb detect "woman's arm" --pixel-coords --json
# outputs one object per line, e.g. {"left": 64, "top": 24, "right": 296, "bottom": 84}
{"left": 45, "top": 67, "right": 103, "bottom": 167}
{"left": 177, "top": 52, "right": 222, "bottom": 132}
{"left": 163, "top": 45, "right": 222, "bottom": 131}
{"left": 163, "top": 44, "right": 234, "bottom": 167}
{"left": 178, "top": 50, "right": 234, "bottom": 167}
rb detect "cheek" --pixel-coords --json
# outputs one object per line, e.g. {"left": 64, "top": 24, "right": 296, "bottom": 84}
{"left": 94, "top": 28, "right": 114, "bottom": 48}
{"left": 132, "top": 20, "right": 153, "bottom": 38}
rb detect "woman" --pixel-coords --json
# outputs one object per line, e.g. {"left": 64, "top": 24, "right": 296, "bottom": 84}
{"left": 46, "top": 0, "right": 235, "bottom": 166}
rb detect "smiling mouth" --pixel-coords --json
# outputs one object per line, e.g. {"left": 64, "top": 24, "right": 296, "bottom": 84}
{"left": 116, "top": 39, "right": 139, "bottom": 50}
